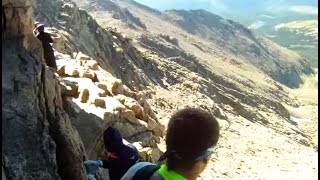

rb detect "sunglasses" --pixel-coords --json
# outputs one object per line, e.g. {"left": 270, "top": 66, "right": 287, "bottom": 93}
{"left": 195, "top": 148, "right": 215, "bottom": 161}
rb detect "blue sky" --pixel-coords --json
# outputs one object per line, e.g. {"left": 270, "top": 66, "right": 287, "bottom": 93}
{"left": 134, "top": 0, "right": 318, "bottom": 16}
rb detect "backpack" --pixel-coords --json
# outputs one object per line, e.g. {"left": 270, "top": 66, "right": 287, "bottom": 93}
{"left": 132, "top": 164, "right": 161, "bottom": 180}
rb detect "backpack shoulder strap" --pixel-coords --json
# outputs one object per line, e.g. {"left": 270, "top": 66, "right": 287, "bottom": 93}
{"left": 127, "top": 144, "right": 143, "bottom": 162}
{"left": 127, "top": 144, "right": 138, "bottom": 153}
{"left": 132, "top": 164, "right": 161, "bottom": 180}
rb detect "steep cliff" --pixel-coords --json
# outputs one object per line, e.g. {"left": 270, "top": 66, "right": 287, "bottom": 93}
{"left": 2, "top": 0, "right": 86, "bottom": 179}
{"left": 2, "top": 0, "right": 164, "bottom": 179}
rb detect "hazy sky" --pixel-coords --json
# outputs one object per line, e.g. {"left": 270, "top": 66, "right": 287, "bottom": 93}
{"left": 134, "top": 0, "right": 318, "bottom": 15}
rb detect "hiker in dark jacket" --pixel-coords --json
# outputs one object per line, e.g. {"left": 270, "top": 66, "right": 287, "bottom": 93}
{"left": 35, "top": 24, "right": 57, "bottom": 69}
{"left": 84, "top": 127, "right": 140, "bottom": 180}
{"left": 121, "top": 107, "right": 220, "bottom": 180}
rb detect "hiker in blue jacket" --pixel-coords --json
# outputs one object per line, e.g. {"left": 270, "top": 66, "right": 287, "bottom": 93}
{"left": 121, "top": 107, "right": 220, "bottom": 180}
{"left": 84, "top": 127, "right": 140, "bottom": 180}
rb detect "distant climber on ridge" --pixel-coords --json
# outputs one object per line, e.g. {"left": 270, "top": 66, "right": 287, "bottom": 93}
{"left": 32, "top": 21, "right": 41, "bottom": 37}
{"left": 33, "top": 22, "right": 57, "bottom": 70}
{"left": 121, "top": 107, "right": 220, "bottom": 180}
{"left": 84, "top": 127, "right": 141, "bottom": 180}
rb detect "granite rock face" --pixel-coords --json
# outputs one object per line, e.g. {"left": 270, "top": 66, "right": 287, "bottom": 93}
{"left": 56, "top": 55, "right": 164, "bottom": 161}
{"left": 2, "top": 0, "right": 86, "bottom": 179}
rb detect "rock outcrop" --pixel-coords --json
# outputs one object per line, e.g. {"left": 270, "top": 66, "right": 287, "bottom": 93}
{"left": 2, "top": 0, "right": 165, "bottom": 179}
{"left": 56, "top": 52, "right": 165, "bottom": 160}
{"left": 2, "top": 0, "right": 86, "bottom": 179}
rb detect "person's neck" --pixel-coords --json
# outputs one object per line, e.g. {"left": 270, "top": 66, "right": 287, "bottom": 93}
{"left": 173, "top": 167, "right": 199, "bottom": 180}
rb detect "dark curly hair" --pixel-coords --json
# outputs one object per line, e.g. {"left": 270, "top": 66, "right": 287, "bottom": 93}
{"left": 165, "top": 107, "right": 220, "bottom": 170}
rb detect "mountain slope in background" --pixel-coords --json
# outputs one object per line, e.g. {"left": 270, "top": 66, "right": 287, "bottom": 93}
{"left": 161, "top": 9, "right": 313, "bottom": 86}
{"left": 236, "top": 7, "right": 318, "bottom": 68}
{"left": 270, "top": 20, "right": 318, "bottom": 67}
{"left": 76, "top": 0, "right": 313, "bottom": 88}
{"left": 247, "top": 16, "right": 318, "bottom": 67}
{"left": 176, "top": 0, "right": 318, "bottom": 68}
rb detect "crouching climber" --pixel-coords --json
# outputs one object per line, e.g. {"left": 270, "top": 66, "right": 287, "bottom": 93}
{"left": 84, "top": 127, "right": 141, "bottom": 180}
{"left": 33, "top": 23, "right": 57, "bottom": 71}
{"left": 121, "top": 107, "right": 220, "bottom": 180}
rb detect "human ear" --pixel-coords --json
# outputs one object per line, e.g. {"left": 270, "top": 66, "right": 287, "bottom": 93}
{"left": 202, "top": 158, "right": 209, "bottom": 165}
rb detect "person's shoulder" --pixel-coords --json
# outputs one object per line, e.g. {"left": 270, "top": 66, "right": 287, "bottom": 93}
{"left": 120, "top": 162, "right": 158, "bottom": 180}
{"left": 119, "top": 145, "right": 139, "bottom": 161}
{"left": 123, "top": 144, "right": 138, "bottom": 154}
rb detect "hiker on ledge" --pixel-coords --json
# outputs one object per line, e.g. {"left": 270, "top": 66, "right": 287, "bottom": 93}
{"left": 121, "top": 107, "right": 220, "bottom": 180}
{"left": 84, "top": 127, "right": 141, "bottom": 180}
{"left": 33, "top": 23, "right": 57, "bottom": 71}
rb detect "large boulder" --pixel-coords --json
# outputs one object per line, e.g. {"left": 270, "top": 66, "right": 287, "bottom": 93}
{"left": 96, "top": 83, "right": 112, "bottom": 96}
{"left": 115, "top": 95, "right": 146, "bottom": 120}
{"left": 93, "top": 98, "right": 106, "bottom": 108}
{"left": 97, "top": 76, "right": 125, "bottom": 95}
{"left": 81, "top": 59, "right": 100, "bottom": 70}
{"left": 136, "top": 94, "right": 158, "bottom": 120}
{"left": 60, "top": 79, "right": 79, "bottom": 97}
{"left": 79, "top": 88, "right": 90, "bottom": 103}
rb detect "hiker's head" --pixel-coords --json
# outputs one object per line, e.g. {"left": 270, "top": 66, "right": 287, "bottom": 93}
{"left": 34, "top": 21, "right": 40, "bottom": 28}
{"left": 103, "top": 127, "right": 124, "bottom": 153}
{"left": 36, "top": 24, "right": 45, "bottom": 33}
{"left": 165, "top": 107, "right": 220, "bottom": 175}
